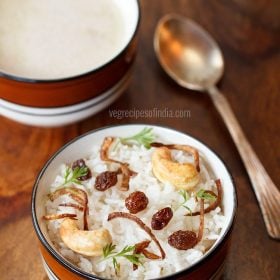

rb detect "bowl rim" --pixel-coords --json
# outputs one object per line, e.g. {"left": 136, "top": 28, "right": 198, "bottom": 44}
{"left": 31, "top": 124, "right": 237, "bottom": 280}
{"left": 0, "top": 0, "right": 140, "bottom": 84}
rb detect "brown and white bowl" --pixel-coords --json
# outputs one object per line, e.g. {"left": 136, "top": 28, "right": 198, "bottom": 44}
{"left": 32, "top": 124, "right": 237, "bottom": 279}
{"left": 0, "top": 1, "right": 140, "bottom": 126}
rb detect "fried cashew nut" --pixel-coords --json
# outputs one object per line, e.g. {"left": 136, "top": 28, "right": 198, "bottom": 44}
{"left": 152, "top": 146, "right": 199, "bottom": 190}
{"left": 59, "top": 218, "right": 112, "bottom": 257}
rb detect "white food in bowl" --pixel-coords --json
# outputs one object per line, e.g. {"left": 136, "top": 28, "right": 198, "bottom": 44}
{"left": 0, "top": 0, "right": 139, "bottom": 79}
{"left": 34, "top": 125, "right": 236, "bottom": 280}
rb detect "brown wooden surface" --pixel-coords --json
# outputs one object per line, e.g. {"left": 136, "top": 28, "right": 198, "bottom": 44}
{"left": 0, "top": 0, "right": 279, "bottom": 279}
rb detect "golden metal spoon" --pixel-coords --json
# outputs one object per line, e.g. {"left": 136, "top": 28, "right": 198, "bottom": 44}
{"left": 154, "top": 14, "right": 280, "bottom": 239}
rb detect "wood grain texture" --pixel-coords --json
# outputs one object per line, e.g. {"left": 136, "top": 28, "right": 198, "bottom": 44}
{"left": 208, "top": 86, "right": 280, "bottom": 239}
{"left": 0, "top": 0, "right": 279, "bottom": 279}
{"left": 0, "top": 118, "right": 78, "bottom": 223}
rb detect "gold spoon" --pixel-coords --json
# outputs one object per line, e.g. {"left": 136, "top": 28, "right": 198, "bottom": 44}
{"left": 154, "top": 14, "right": 280, "bottom": 239}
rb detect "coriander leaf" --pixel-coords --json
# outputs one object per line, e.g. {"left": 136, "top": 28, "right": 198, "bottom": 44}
{"left": 116, "top": 245, "right": 135, "bottom": 256}
{"left": 112, "top": 257, "right": 120, "bottom": 275}
{"left": 103, "top": 243, "right": 116, "bottom": 258}
{"left": 183, "top": 205, "right": 192, "bottom": 216}
{"left": 120, "top": 127, "right": 155, "bottom": 149}
{"left": 174, "top": 189, "right": 191, "bottom": 212}
{"left": 123, "top": 254, "right": 143, "bottom": 266}
{"left": 178, "top": 189, "right": 189, "bottom": 202}
{"left": 62, "top": 166, "right": 88, "bottom": 186}
{"left": 196, "top": 189, "right": 216, "bottom": 201}
{"left": 64, "top": 167, "right": 71, "bottom": 182}
{"left": 101, "top": 244, "right": 143, "bottom": 274}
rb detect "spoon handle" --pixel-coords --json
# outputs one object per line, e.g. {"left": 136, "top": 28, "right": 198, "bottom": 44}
{"left": 208, "top": 86, "right": 280, "bottom": 240}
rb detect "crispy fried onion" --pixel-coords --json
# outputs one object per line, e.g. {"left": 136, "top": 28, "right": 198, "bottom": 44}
{"left": 133, "top": 240, "right": 161, "bottom": 270}
{"left": 108, "top": 212, "right": 165, "bottom": 259}
{"left": 197, "top": 198, "right": 205, "bottom": 243}
{"left": 101, "top": 137, "right": 137, "bottom": 191}
{"left": 43, "top": 213, "right": 77, "bottom": 220}
{"left": 44, "top": 187, "right": 89, "bottom": 230}
{"left": 58, "top": 203, "right": 85, "bottom": 212}
{"left": 151, "top": 142, "right": 200, "bottom": 172}
{"left": 185, "top": 179, "right": 222, "bottom": 216}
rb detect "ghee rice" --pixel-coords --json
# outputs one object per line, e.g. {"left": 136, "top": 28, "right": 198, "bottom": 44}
{"left": 44, "top": 140, "right": 225, "bottom": 279}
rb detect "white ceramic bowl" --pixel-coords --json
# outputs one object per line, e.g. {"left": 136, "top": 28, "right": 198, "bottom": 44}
{"left": 0, "top": 70, "right": 131, "bottom": 127}
{"left": 32, "top": 124, "right": 237, "bottom": 280}
{"left": 0, "top": 0, "right": 140, "bottom": 126}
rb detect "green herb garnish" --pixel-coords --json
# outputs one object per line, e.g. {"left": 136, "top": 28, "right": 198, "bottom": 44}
{"left": 103, "top": 243, "right": 117, "bottom": 258}
{"left": 62, "top": 166, "right": 88, "bottom": 186}
{"left": 112, "top": 257, "right": 120, "bottom": 275}
{"left": 182, "top": 205, "right": 192, "bottom": 215}
{"left": 178, "top": 189, "right": 190, "bottom": 203}
{"left": 196, "top": 189, "right": 216, "bottom": 201}
{"left": 102, "top": 243, "right": 143, "bottom": 275}
{"left": 120, "top": 127, "right": 155, "bottom": 149}
{"left": 174, "top": 189, "right": 192, "bottom": 215}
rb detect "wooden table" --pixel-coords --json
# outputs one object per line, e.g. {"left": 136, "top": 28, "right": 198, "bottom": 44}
{"left": 0, "top": 0, "right": 279, "bottom": 279}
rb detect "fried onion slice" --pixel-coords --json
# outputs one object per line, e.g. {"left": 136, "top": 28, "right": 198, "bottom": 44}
{"left": 59, "top": 203, "right": 84, "bottom": 212}
{"left": 185, "top": 179, "right": 222, "bottom": 216}
{"left": 197, "top": 198, "right": 205, "bottom": 243}
{"left": 108, "top": 212, "right": 165, "bottom": 259}
{"left": 100, "top": 137, "right": 137, "bottom": 191}
{"left": 43, "top": 213, "right": 77, "bottom": 220}
{"left": 142, "top": 249, "right": 161, "bottom": 260}
{"left": 132, "top": 240, "right": 161, "bottom": 270}
{"left": 49, "top": 187, "right": 85, "bottom": 205}
{"left": 48, "top": 187, "right": 89, "bottom": 230}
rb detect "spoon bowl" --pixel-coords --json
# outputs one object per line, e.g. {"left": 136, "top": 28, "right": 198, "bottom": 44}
{"left": 154, "top": 14, "right": 280, "bottom": 240}
{"left": 154, "top": 14, "right": 224, "bottom": 90}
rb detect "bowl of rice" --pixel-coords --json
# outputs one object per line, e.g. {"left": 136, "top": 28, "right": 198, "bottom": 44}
{"left": 32, "top": 124, "right": 237, "bottom": 280}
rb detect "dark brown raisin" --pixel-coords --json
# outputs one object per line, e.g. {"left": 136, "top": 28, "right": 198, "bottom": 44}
{"left": 151, "top": 207, "right": 173, "bottom": 230}
{"left": 72, "top": 159, "right": 92, "bottom": 181}
{"left": 125, "top": 191, "right": 149, "bottom": 214}
{"left": 168, "top": 230, "right": 197, "bottom": 250}
{"left": 94, "top": 171, "right": 118, "bottom": 191}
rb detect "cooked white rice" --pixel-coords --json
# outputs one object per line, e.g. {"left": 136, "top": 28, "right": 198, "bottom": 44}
{"left": 45, "top": 140, "right": 225, "bottom": 280}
